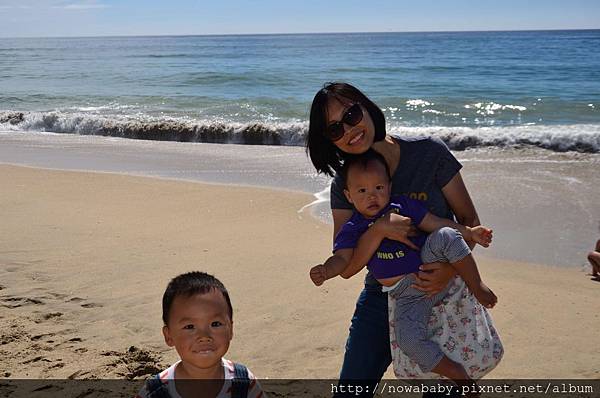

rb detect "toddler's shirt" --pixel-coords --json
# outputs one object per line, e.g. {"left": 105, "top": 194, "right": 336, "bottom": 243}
{"left": 135, "top": 358, "right": 263, "bottom": 398}
{"left": 334, "top": 195, "right": 428, "bottom": 279}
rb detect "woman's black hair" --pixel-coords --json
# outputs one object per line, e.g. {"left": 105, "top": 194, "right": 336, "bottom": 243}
{"left": 162, "top": 271, "right": 233, "bottom": 325}
{"left": 306, "top": 82, "right": 387, "bottom": 177}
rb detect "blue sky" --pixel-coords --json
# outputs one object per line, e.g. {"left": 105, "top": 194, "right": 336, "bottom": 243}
{"left": 0, "top": 0, "right": 598, "bottom": 38}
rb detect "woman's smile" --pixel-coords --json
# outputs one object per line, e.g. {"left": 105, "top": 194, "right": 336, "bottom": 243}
{"left": 347, "top": 130, "right": 365, "bottom": 146}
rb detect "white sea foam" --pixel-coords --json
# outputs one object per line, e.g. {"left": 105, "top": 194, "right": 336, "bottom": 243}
{"left": 298, "top": 186, "right": 329, "bottom": 214}
{"left": 406, "top": 99, "right": 433, "bottom": 108}
{"left": 2, "top": 110, "right": 599, "bottom": 153}
{"left": 464, "top": 102, "right": 527, "bottom": 115}
{"left": 73, "top": 103, "right": 136, "bottom": 112}
{"left": 388, "top": 124, "right": 600, "bottom": 153}
{"left": 0, "top": 110, "right": 309, "bottom": 146}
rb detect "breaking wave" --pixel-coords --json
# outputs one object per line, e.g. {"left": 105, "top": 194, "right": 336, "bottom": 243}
{"left": 0, "top": 110, "right": 307, "bottom": 146}
{"left": 1, "top": 110, "right": 600, "bottom": 153}
{"left": 390, "top": 125, "right": 600, "bottom": 153}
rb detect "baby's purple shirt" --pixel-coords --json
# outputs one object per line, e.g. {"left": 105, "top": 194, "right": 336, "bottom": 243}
{"left": 333, "top": 195, "right": 429, "bottom": 279}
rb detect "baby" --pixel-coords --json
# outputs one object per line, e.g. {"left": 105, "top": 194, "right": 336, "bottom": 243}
{"left": 310, "top": 150, "right": 496, "bottom": 383}
{"left": 137, "top": 271, "right": 263, "bottom": 398}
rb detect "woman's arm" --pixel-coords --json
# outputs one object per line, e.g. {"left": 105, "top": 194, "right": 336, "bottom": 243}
{"left": 414, "top": 172, "right": 481, "bottom": 294}
{"left": 442, "top": 173, "right": 480, "bottom": 230}
{"left": 333, "top": 209, "right": 419, "bottom": 243}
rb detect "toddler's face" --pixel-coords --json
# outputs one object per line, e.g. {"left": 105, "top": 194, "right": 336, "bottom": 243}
{"left": 344, "top": 160, "right": 391, "bottom": 218}
{"left": 163, "top": 289, "right": 233, "bottom": 376}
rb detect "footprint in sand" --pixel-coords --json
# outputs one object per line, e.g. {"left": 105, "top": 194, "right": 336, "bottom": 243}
{"left": 80, "top": 302, "right": 102, "bottom": 308}
{"left": 31, "top": 333, "right": 56, "bottom": 342}
{"left": 36, "top": 312, "right": 63, "bottom": 323}
{"left": 51, "top": 335, "right": 84, "bottom": 348}
{"left": 48, "top": 292, "right": 69, "bottom": 300}
{"left": 1, "top": 296, "right": 44, "bottom": 308}
{"left": 67, "top": 297, "right": 85, "bottom": 303}
{"left": 22, "top": 356, "right": 51, "bottom": 365}
{"left": 67, "top": 297, "right": 102, "bottom": 308}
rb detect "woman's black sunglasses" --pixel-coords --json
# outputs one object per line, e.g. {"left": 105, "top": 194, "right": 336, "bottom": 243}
{"left": 325, "top": 103, "right": 363, "bottom": 142}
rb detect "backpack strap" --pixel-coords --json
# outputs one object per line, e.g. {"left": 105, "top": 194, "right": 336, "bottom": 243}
{"left": 145, "top": 374, "right": 172, "bottom": 398}
{"left": 230, "top": 362, "right": 250, "bottom": 398}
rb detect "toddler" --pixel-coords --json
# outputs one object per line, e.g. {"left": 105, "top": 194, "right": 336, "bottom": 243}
{"left": 137, "top": 271, "right": 263, "bottom": 398}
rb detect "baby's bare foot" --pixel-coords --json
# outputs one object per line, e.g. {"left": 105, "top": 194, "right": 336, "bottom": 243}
{"left": 474, "top": 283, "right": 497, "bottom": 308}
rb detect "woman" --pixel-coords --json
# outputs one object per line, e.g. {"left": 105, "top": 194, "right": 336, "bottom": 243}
{"left": 306, "top": 82, "right": 502, "bottom": 392}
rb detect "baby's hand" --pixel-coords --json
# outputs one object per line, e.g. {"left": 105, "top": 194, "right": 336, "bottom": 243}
{"left": 470, "top": 226, "right": 493, "bottom": 247}
{"left": 310, "top": 264, "right": 328, "bottom": 286}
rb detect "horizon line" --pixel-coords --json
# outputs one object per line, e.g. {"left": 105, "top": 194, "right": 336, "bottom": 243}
{"left": 1, "top": 27, "right": 599, "bottom": 40}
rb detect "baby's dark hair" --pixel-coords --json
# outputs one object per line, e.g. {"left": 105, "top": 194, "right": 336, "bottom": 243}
{"left": 340, "top": 149, "right": 391, "bottom": 190}
{"left": 162, "top": 271, "right": 233, "bottom": 325}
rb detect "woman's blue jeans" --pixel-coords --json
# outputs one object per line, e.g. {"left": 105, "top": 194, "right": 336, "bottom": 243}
{"left": 335, "top": 286, "right": 391, "bottom": 397}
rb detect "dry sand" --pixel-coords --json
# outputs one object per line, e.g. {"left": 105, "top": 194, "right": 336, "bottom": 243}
{"left": 1, "top": 164, "right": 598, "bottom": 381}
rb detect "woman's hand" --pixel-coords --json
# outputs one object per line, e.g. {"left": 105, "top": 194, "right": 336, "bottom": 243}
{"left": 374, "top": 211, "right": 420, "bottom": 250}
{"left": 412, "top": 262, "right": 457, "bottom": 296}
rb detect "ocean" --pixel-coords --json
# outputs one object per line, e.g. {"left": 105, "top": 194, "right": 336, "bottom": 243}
{"left": 1, "top": 30, "right": 599, "bottom": 151}
{"left": 1, "top": 30, "right": 599, "bottom": 268}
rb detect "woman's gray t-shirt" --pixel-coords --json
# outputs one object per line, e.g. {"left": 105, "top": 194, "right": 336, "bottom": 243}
{"left": 330, "top": 136, "right": 463, "bottom": 287}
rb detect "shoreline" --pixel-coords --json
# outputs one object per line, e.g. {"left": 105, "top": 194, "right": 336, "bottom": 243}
{"left": 0, "top": 160, "right": 593, "bottom": 272}
{"left": 2, "top": 128, "right": 600, "bottom": 267}
{"left": 1, "top": 164, "right": 598, "bottom": 380}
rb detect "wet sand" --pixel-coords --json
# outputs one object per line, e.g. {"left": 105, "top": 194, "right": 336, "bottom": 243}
{"left": 1, "top": 132, "right": 599, "bottom": 267}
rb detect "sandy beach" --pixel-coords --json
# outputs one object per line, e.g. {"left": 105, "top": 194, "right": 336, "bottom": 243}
{"left": 1, "top": 163, "right": 598, "bottom": 381}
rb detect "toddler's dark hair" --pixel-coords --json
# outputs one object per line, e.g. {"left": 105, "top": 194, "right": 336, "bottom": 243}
{"left": 340, "top": 149, "right": 391, "bottom": 190}
{"left": 162, "top": 271, "right": 233, "bottom": 325}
